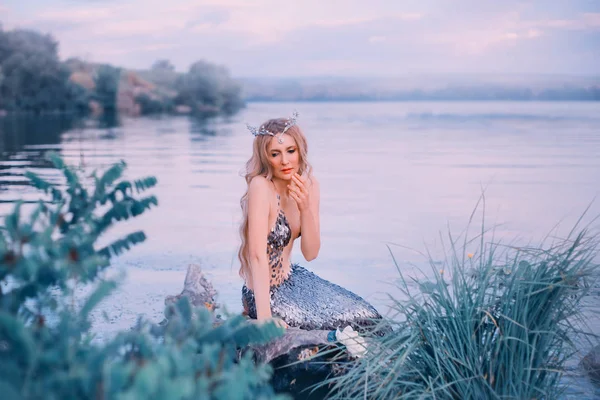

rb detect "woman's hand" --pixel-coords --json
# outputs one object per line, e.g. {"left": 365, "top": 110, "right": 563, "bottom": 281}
{"left": 288, "top": 173, "right": 310, "bottom": 212}
{"left": 251, "top": 317, "right": 288, "bottom": 329}
{"left": 271, "top": 317, "right": 289, "bottom": 329}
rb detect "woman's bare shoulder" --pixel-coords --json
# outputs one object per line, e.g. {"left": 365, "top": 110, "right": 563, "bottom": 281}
{"left": 307, "top": 174, "right": 320, "bottom": 191}
{"left": 248, "top": 176, "right": 272, "bottom": 196}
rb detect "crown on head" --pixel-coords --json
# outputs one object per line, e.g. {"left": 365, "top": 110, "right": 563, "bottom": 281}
{"left": 246, "top": 111, "right": 299, "bottom": 144}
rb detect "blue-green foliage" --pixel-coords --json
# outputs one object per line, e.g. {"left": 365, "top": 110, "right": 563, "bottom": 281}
{"left": 0, "top": 153, "right": 286, "bottom": 400}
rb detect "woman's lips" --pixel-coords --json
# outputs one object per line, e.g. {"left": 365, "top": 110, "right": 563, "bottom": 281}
{"left": 281, "top": 168, "right": 293, "bottom": 174}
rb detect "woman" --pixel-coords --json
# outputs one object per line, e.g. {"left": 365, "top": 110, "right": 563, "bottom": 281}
{"left": 239, "top": 112, "right": 383, "bottom": 332}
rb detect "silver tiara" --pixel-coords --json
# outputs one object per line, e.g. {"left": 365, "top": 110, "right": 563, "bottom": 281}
{"left": 246, "top": 111, "right": 299, "bottom": 144}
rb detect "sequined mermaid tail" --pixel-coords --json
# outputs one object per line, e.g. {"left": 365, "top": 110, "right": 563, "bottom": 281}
{"left": 242, "top": 264, "right": 383, "bottom": 332}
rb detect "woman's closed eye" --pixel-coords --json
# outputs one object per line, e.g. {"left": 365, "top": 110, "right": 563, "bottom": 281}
{"left": 271, "top": 149, "right": 295, "bottom": 157}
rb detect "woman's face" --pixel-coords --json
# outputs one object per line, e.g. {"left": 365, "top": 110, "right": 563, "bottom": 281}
{"left": 267, "top": 133, "right": 299, "bottom": 181}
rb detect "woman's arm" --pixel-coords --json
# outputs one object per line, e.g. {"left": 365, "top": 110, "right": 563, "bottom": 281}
{"left": 246, "top": 176, "right": 273, "bottom": 320}
{"left": 289, "top": 174, "right": 320, "bottom": 261}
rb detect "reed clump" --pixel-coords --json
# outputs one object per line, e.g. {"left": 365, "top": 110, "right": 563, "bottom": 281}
{"left": 325, "top": 218, "right": 599, "bottom": 399}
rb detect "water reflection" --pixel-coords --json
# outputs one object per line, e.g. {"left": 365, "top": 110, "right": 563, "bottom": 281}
{"left": 190, "top": 122, "right": 218, "bottom": 138}
{"left": 0, "top": 113, "right": 130, "bottom": 204}
{"left": 189, "top": 115, "right": 240, "bottom": 142}
{"left": 0, "top": 114, "right": 74, "bottom": 153}
{"left": 96, "top": 112, "right": 121, "bottom": 130}
{"left": 0, "top": 115, "right": 78, "bottom": 197}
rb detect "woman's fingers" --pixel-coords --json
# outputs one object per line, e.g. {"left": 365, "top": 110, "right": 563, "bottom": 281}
{"left": 275, "top": 318, "right": 289, "bottom": 329}
{"left": 252, "top": 318, "right": 288, "bottom": 329}
{"left": 289, "top": 189, "right": 301, "bottom": 203}
{"left": 289, "top": 178, "right": 301, "bottom": 193}
{"left": 293, "top": 172, "right": 306, "bottom": 183}
{"left": 287, "top": 184, "right": 301, "bottom": 197}
{"left": 288, "top": 176, "right": 309, "bottom": 210}
{"left": 288, "top": 186, "right": 305, "bottom": 202}
{"left": 289, "top": 190, "right": 307, "bottom": 209}
{"left": 288, "top": 179, "right": 298, "bottom": 192}
{"left": 292, "top": 173, "right": 307, "bottom": 193}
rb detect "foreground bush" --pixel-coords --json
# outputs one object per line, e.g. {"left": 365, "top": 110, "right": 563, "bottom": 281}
{"left": 325, "top": 215, "right": 598, "bottom": 399}
{"left": 0, "top": 153, "right": 285, "bottom": 400}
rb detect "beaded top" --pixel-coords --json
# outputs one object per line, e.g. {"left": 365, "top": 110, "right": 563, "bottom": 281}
{"left": 267, "top": 193, "right": 292, "bottom": 286}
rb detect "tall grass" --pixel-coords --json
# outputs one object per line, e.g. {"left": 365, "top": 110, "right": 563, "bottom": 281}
{"left": 323, "top": 214, "right": 599, "bottom": 399}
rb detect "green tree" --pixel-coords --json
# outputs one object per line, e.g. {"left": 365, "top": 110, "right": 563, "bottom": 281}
{"left": 0, "top": 28, "right": 86, "bottom": 113}
{"left": 144, "top": 59, "right": 179, "bottom": 92}
{"left": 175, "top": 61, "right": 244, "bottom": 117}
{"left": 94, "top": 64, "right": 121, "bottom": 114}
{"left": 151, "top": 59, "right": 175, "bottom": 72}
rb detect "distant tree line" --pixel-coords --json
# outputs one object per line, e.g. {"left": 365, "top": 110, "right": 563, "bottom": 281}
{"left": 241, "top": 78, "right": 600, "bottom": 102}
{"left": 245, "top": 86, "right": 600, "bottom": 102}
{"left": 0, "top": 28, "right": 88, "bottom": 113}
{"left": 0, "top": 25, "right": 245, "bottom": 117}
{"left": 136, "top": 59, "right": 245, "bottom": 117}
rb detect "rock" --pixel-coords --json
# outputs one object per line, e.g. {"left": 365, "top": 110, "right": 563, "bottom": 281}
{"left": 164, "top": 263, "right": 217, "bottom": 310}
{"left": 165, "top": 263, "right": 356, "bottom": 397}
{"left": 70, "top": 71, "right": 96, "bottom": 90}
{"left": 117, "top": 71, "right": 161, "bottom": 116}
{"left": 582, "top": 344, "right": 600, "bottom": 382}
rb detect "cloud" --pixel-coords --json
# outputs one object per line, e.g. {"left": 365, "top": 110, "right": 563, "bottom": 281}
{"left": 89, "top": 42, "right": 182, "bottom": 57}
{"left": 314, "top": 13, "right": 422, "bottom": 28}
{"left": 369, "top": 35, "right": 387, "bottom": 43}
{"left": 231, "top": 4, "right": 599, "bottom": 76}
{"left": 35, "top": 7, "right": 116, "bottom": 22}
{"left": 1, "top": 0, "right": 598, "bottom": 75}
{"left": 8, "top": 2, "right": 233, "bottom": 34}
{"left": 527, "top": 29, "right": 542, "bottom": 38}
{"left": 534, "top": 20, "right": 575, "bottom": 29}
{"left": 426, "top": 27, "right": 544, "bottom": 56}
{"left": 526, "top": 14, "right": 600, "bottom": 31}
{"left": 185, "top": 9, "right": 230, "bottom": 28}
{"left": 583, "top": 13, "right": 600, "bottom": 28}
{"left": 90, "top": 20, "right": 184, "bottom": 36}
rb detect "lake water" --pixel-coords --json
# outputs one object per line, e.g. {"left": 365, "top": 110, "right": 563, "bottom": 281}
{"left": 1, "top": 101, "right": 600, "bottom": 397}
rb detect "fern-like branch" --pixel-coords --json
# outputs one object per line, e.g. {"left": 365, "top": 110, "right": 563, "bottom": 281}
{"left": 97, "top": 231, "right": 147, "bottom": 258}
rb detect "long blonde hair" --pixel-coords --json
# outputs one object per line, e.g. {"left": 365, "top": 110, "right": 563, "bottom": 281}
{"left": 238, "top": 118, "right": 312, "bottom": 282}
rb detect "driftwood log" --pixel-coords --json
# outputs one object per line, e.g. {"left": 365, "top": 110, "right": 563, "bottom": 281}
{"left": 165, "top": 264, "right": 351, "bottom": 398}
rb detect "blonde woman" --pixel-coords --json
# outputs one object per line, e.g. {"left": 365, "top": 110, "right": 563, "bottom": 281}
{"left": 239, "top": 113, "right": 383, "bottom": 331}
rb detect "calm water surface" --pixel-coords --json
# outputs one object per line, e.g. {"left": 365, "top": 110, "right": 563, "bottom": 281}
{"left": 1, "top": 101, "right": 599, "bottom": 397}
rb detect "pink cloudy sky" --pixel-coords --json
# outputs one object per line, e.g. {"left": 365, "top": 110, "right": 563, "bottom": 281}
{"left": 0, "top": 0, "right": 599, "bottom": 77}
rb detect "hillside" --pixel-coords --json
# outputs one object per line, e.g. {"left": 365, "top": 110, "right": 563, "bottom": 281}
{"left": 239, "top": 74, "right": 600, "bottom": 101}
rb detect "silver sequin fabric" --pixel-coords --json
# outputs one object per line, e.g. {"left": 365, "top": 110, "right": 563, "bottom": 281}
{"left": 243, "top": 189, "right": 383, "bottom": 331}
{"left": 242, "top": 264, "right": 383, "bottom": 331}
{"left": 267, "top": 208, "right": 291, "bottom": 285}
